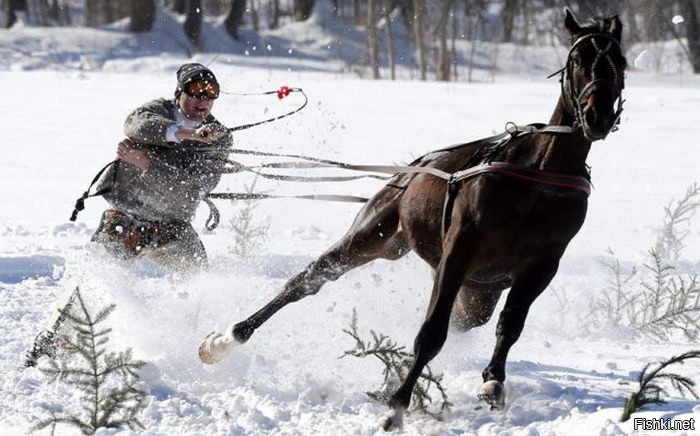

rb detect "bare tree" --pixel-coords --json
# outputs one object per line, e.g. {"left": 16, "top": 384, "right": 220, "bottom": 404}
{"left": 353, "top": 0, "right": 362, "bottom": 25}
{"left": 269, "top": 0, "right": 280, "bottom": 29}
{"left": 686, "top": 0, "right": 700, "bottom": 72}
{"left": 184, "top": 0, "right": 203, "bottom": 50}
{"left": 451, "top": 0, "right": 458, "bottom": 80}
{"left": 436, "top": 0, "right": 454, "bottom": 81}
{"left": 85, "top": 0, "right": 98, "bottom": 26}
{"left": 3, "top": 0, "right": 26, "bottom": 27}
{"left": 293, "top": 0, "right": 314, "bottom": 21}
{"left": 413, "top": 0, "right": 427, "bottom": 80}
{"left": 130, "top": 0, "right": 155, "bottom": 32}
{"left": 367, "top": 0, "right": 381, "bottom": 79}
{"left": 174, "top": 0, "right": 186, "bottom": 14}
{"left": 225, "top": 0, "right": 246, "bottom": 39}
{"left": 48, "top": 0, "right": 70, "bottom": 25}
{"left": 250, "top": 0, "right": 259, "bottom": 31}
{"left": 383, "top": 0, "right": 397, "bottom": 80}
{"left": 397, "top": 0, "right": 414, "bottom": 37}
{"left": 502, "top": 0, "right": 517, "bottom": 42}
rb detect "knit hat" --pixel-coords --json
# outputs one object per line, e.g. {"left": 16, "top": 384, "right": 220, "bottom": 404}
{"left": 175, "top": 63, "right": 218, "bottom": 97}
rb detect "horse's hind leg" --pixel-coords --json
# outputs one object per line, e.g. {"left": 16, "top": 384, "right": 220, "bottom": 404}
{"left": 199, "top": 186, "right": 409, "bottom": 364}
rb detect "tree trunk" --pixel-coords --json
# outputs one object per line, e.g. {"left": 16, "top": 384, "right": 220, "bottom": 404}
{"left": 130, "top": 0, "right": 155, "bottom": 32}
{"left": 353, "top": 0, "right": 361, "bottom": 25}
{"left": 398, "top": 0, "right": 413, "bottom": 37}
{"left": 436, "top": 0, "right": 453, "bottom": 81}
{"left": 173, "top": 0, "right": 186, "bottom": 14}
{"left": 184, "top": 0, "right": 203, "bottom": 51}
{"left": 501, "top": 0, "right": 517, "bottom": 42}
{"left": 26, "top": 0, "right": 50, "bottom": 26}
{"left": 293, "top": 0, "right": 314, "bottom": 21}
{"left": 3, "top": 0, "right": 25, "bottom": 27}
{"left": 413, "top": 0, "right": 427, "bottom": 80}
{"left": 251, "top": 0, "right": 259, "bottom": 31}
{"left": 269, "top": 0, "right": 279, "bottom": 29}
{"left": 56, "top": 0, "right": 70, "bottom": 25}
{"left": 102, "top": 0, "right": 114, "bottom": 24}
{"left": 85, "top": 0, "right": 98, "bottom": 26}
{"left": 383, "top": 0, "right": 396, "bottom": 80}
{"left": 367, "top": 0, "right": 380, "bottom": 79}
{"left": 225, "top": 0, "right": 245, "bottom": 40}
{"left": 686, "top": 0, "right": 700, "bottom": 72}
{"left": 451, "top": 0, "right": 458, "bottom": 81}
{"left": 49, "top": 0, "right": 59, "bottom": 23}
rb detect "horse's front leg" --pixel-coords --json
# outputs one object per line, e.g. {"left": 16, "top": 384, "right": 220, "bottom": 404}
{"left": 380, "top": 222, "right": 475, "bottom": 430}
{"left": 199, "top": 186, "right": 409, "bottom": 364}
{"left": 479, "top": 256, "right": 560, "bottom": 409}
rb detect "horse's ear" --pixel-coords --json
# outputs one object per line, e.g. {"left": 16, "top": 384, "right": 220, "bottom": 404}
{"left": 564, "top": 8, "right": 581, "bottom": 36}
{"left": 609, "top": 15, "right": 623, "bottom": 42}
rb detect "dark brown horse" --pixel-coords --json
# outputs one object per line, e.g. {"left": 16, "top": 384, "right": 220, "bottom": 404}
{"left": 199, "top": 9, "right": 626, "bottom": 430}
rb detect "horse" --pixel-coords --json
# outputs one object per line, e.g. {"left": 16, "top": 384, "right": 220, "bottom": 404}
{"left": 198, "top": 9, "right": 627, "bottom": 430}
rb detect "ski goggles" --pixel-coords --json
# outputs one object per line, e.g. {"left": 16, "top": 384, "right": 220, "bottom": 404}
{"left": 184, "top": 79, "right": 220, "bottom": 100}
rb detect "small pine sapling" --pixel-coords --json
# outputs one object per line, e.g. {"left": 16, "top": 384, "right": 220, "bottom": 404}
{"left": 228, "top": 175, "right": 271, "bottom": 258}
{"left": 33, "top": 287, "right": 147, "bottom": 435}
{"left": 634, "top": 250, "right": 700, "bottom": 341}
{"left": 620, "top": 350, "right": 700, "bottom": 422}
{"left": 654, "top": 183, "right": 699, "bottom": 262}
{"left": 340, "top": 309, "right": 451, "bottom": 417}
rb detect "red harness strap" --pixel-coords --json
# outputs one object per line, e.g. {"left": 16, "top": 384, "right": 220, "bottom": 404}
{"left": 451, "top": 161, "right": 592, "bottom": 196}
{"left": 441, "top": 161, "right": 592, "bottom": 237}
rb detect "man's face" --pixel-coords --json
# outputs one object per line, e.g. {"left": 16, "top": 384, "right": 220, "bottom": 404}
{"left": 178, "top": 92, "right": 214, "bottom": 122}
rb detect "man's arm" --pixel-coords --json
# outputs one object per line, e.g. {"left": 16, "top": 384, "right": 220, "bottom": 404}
{"left": 124, "top": 99, "right": 176, "bottom": 148}
{"left": 125, "top": 99, "right": 227, "bottom": 146}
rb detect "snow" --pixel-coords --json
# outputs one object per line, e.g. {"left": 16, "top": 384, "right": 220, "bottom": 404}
{"left": 1, "top": 15, "right": 700, "bottom": 436}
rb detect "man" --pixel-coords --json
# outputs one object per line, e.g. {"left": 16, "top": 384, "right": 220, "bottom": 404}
{"left": 23, "top": 64, "right": 231, "bottom": 368}
{"left": 92, "top": 63, "right": 232, "bottom": 273}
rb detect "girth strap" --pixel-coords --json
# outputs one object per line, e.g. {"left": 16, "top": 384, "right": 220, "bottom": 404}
{"left": 440, "top": 161, "right": 592, "bottom": 237}
{"left": 451, "top": 162, "right": 592, "bottom": 195}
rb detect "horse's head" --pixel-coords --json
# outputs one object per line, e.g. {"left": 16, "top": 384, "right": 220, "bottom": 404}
{"left": 561, "top": 9, "right": 626, "bottom": 141}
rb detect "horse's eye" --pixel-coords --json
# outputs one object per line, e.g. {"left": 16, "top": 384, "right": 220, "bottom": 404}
{"left": 571, "top": 54, "right": 582, "bottom": 67}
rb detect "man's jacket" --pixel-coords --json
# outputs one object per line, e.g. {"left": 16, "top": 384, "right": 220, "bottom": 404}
{"left": 97, "top": 98, "right": 232, "bottom": 223}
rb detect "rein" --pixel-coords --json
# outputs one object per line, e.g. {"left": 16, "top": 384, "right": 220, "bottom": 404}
{"left": 70, "top": 87, "right": 596, "bottom": 235}
{"left": 221, "top": 86, "right": 308, "bottom": 132}
{"left": 69, "top": 86, "right": 308, "bottom": 224}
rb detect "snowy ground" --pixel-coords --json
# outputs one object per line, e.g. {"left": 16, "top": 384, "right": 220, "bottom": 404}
{"left": 2, "top": 33, "right": 700, "bottom": 436}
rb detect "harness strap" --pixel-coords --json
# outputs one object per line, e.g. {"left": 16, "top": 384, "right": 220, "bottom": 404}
{"left": 220, "top": 160, "right": 390, "bottom": 182}
{"left": 451, "top": 162, "right": 592, "bottom": 195}
{"left": 69, "top": 160, "right": 117, "bottom": 222}
{"left": 203, "top": 198, "right": 220, "bottom": 231}
{"left": 439, "top": 161, "right": 592, "bottom": 238}
{"left": 208, "top": 192, "right": 369, "bottom": 203}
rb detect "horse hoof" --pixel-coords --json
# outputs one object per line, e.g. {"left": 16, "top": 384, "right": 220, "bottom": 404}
{"left": 378, "top": 408, "right": 404, "bottom": 431}
{"left": 478, "top": 380, "right": 505, "bottom": 410}
{"left": 198, "top": 329, "right": 239, "bottom": 365}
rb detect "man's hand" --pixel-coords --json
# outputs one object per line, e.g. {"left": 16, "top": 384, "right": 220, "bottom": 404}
{"left": 117, "top": 139, "right": 150, "bottom": 170}
{"left": 176, "top": 124, "right": 228, "bottom": 145}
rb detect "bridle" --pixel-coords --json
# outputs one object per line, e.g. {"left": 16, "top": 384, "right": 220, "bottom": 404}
{"left": 551, "top": 32, "right": 625, "bottom": 140}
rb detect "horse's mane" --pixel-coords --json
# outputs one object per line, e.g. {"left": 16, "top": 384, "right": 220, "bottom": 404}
{"left": 579, "top": 16, "right": 619, "bottom": 35}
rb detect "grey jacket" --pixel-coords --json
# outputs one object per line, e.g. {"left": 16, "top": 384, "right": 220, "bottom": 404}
{"left": 97, "top": 98, "right": 232, "bottom": 223}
